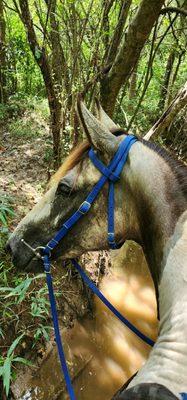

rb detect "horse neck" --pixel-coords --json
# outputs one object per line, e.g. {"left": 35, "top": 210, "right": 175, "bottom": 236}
{"left": 128, "top": 212, "right": 187, "bottom": 396}
{"left": 125, "top": 142, "right": 187, "bottom": 395}
{"left": 125, "top": 141, "right": 186, "bottom": 291}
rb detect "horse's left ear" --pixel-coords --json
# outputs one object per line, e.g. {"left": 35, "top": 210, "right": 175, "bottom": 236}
{"left": 77, "top": 99, "right": 118, "bottom": 154}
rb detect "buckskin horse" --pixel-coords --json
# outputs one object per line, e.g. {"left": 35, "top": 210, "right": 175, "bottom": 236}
{"left": 7, "top": 100, "right": 187, "bottom": 399}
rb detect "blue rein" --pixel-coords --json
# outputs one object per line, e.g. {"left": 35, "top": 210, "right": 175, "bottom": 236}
{"left": 42, "top": 135, "right": 155, "bottom": 400}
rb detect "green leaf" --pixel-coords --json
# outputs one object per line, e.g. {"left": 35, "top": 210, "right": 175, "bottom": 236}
{"left": 13, "top": 357, "right": 33, "bottom": 367}
{"left": 41, "top": 326, "right": 50, "bottom": 341}
{"left": 0, "top": 287, "right": 13, "bottom": 292}
{"left": 0, "top": 327, "right": 5, "bottom": 339}
{"left": 0, "top": 212, "right": 7, "bottom": 226}
{"left": 3, "top": 358, "right": 11, "bottom": 396}
{"left": 7, "top": 333, "right": 24, "bottom": 358}
{"left": 0, "top": 205, "right": 15, "bottom": 215}
{"left": 5, "top": 278, "right": 32, "bottom": 302}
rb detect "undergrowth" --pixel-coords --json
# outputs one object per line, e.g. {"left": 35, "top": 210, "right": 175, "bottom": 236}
{"left": 0, "top": 193, "right": 52, "bottom": 397}
{"left": 0, "top": 191, "right": 83, "bottom": 398}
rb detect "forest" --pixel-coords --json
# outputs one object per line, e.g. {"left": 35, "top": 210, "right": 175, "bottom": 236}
{"left": 0, "top": 0, "right": 187, "bottom": 399}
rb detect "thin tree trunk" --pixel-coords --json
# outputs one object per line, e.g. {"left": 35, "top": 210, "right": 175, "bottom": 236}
{"left": 166, "top": 49, "right": 185, "bottom": 107}
{"left": 157, "top": 50, "right": 176, "bottom": 113}
{"left": 0, "top": 0, "right": 7, "bottom": 103}
{"left": 144, "top": 81, "right": 187, "bottom": 140}
{"left": 128, "top": 63, "right": 138, "bottom": 113}
{"left": 106, "top": 0, "right": 132, "bottom": 65}
{"left": 100, "top": 0, "right": 165, "bottom": 116}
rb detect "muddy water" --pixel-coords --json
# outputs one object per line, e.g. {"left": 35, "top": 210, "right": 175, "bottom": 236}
{"left": 15, "top": 243, "right": 158, "bottom": 400}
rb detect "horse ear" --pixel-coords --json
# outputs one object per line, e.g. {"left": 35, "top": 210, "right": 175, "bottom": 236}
{"left": 94, "top": 98, "right": 119, "bottom": 131}
{"left": 77, "top": 98, "right": 117, "bottom": 153}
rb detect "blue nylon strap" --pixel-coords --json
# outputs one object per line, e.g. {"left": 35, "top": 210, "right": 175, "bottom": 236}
{"left": 71, "top": 259, "right": 155, "bottom": 347}
{"left": 45, "top": 135, "right": 137, "bottom": 253}
{"left": 42, "top": 134, "right": 158, "bottom": 400}
{"left": 108, "top": 182, "right": 119, "bottom": 249}
{"left": 89, "top": 135, "right": 137, "bottom": 249}
{"left": 43, "top": 255, "right": 76, "bottom": 400}
{"left": 89, "top": 148, "right": 119, "bottom": 182}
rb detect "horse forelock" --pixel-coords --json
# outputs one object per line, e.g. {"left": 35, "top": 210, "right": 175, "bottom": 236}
{"left": 49, "top": 129, "right": 126, "bottom": 187}
{"left": 49, "top": 141, "right": 90, "bottom": 186}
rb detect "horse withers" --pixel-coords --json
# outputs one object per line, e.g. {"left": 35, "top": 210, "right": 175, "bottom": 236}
{"left": 7, "top": 100, "right": 187, "bottom": 399}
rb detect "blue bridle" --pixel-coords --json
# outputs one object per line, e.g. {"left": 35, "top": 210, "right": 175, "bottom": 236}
{"left": 24, "top": 134, "right": 186, "bottom": 400}
{"left": 39, "top": 135, "right": 154, "bottom": 399}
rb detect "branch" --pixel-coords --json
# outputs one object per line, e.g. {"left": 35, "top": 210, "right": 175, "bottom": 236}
{"left": 144, "top": 81, "right": 187, "bottom": 140}
{"left": 160, "top": 7, "right": 187, "bottom": 17}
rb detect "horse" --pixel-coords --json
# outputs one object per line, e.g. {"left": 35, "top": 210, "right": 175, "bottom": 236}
{"left": 7, "top": 100, "right": 187, "bottom": 399}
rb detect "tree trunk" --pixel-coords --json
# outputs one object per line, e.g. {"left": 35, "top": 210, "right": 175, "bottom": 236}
{"left": 106, "top": 0, "right": 132, "bottom": 65}
{"left": 18, "top": 0, "right": 66, "bottom": 167}
{"left": 0, "top": 0, "right": 7, "bottom": 103}
{"left": 128, "top": 63, "right": 138, "bottom": 113}
{"left": 144, "top": 81, "right": 187, "bottom": 140}
{"left": 100, "top": 0, "right": 165, "bottom": 116}
{"left": 157, "top": 50, "right": 176, "bottom": 113}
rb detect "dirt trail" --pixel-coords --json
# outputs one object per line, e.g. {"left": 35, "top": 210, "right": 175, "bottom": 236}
{"left": 0, "top": 121, "right": 50, "bottom": 226}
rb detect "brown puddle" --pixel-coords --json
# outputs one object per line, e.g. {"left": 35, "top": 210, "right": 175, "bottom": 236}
{"left": 14, "top": 243, "right": 158, "bottom": 400}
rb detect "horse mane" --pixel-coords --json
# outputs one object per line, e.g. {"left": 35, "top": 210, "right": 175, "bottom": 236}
{"left": 141, "top": 139, "right": 187, "bottom": 199}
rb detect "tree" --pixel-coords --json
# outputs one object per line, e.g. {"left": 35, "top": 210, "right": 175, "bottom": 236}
{"left": 14, "top": 0, "right": 68, "bottom": 166}
{"left": 100, "top": 0, "right": 165, "bottom": 115}
{"left": 0, "top": 0, "right": 7, "bottom": 103}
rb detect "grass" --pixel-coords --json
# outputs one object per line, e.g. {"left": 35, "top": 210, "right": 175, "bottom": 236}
{"left": 0, "top": 94, "right": 49, "bottom": 140}
{"left": 7, "top": 96, "right": 49, "bottom": 139}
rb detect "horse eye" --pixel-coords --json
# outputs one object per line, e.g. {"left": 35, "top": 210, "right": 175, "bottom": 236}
{"left": 57, "top": 181, "right": 72, "bottom": 195}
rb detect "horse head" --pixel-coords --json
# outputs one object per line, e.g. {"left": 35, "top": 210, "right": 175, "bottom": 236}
{"left": 7, "top": 100, "right": 138, "bottom": 272}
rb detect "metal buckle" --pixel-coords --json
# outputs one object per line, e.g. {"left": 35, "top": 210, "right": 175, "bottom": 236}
{"left": 108, "top": 232, "right": 115, "bottom": 244}
{"left": 21, "top": 239, "right": 48, "bottom": 259}
{"left": 78, "top": 201, "right": 91, "bottom": 214}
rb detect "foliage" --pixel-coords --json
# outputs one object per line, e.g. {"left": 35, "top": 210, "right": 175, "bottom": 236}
{"left": 0, "top": 0, "right": 186, "bottom": 160}
{"left": 0, "top": 194, "right": 15, "bottom": 227}
{"left": 0, "top": 333, "right": 32, "bottom": 396}
{"left": 0, "top": 194, "right": 51, "bottom": 395}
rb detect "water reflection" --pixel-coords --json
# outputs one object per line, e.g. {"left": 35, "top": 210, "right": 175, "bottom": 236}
{"left": 17, "top": 242, "right": 158, "bottom": 400}
{"left": 70, "top": 243, "right": 158, "bottom": 399}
